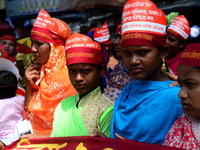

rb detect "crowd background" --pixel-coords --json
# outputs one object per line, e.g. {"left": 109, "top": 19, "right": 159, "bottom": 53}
{"left": 1, "top": 0, "right": 200, "bottom": 150}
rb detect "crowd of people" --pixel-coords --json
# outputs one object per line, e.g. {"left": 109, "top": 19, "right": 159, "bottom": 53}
{"left": 0, "top": 0, "right": 200, "bottom": 149}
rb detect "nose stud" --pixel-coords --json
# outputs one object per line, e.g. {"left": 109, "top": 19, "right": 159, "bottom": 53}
{"left": 32, "top": 49, "right": 37, "bottom": 52}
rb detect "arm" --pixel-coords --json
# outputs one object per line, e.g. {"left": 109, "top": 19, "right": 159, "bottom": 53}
{"left": 90, "top": 106, "right": 113, "bottom": 138}
{"left": 24, "top": 64, "right": 42, "bottom": 110}
{"left": 99, "top": 107, "right": 113, "bottom": 138}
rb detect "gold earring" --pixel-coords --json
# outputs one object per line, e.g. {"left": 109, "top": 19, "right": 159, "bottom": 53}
{"left": 161, "top": 58, "right": 167, "bottom": 72}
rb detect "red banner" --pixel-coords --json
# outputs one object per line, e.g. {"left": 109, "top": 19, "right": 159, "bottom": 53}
{"left": 3, "top": 136, "right": 183, "bottom": 150}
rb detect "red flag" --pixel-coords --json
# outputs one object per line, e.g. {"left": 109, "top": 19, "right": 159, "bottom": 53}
{"left": 3, "top": 136, "right": 184, "bottom": 150}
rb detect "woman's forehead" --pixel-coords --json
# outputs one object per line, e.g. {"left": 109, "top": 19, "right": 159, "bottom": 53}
{"left": 68, "top": 63, "right": 96, "bottom": 68}
{"left": 0, "top": 39, "right": 15, "bottom": 44}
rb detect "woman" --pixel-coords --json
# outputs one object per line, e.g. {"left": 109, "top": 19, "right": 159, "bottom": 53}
{"left": 0, "top": 34, "right": 16, "bottom": 63}
{"left": 51, "top": 32, "right": 113, "bottom": 137}
{"left": 91, "top": 0, "right": 182, "bottom": 145}
{"left": 163, "top": 43, "right": 200, "bottom": 149}
{"left": 104, "top": 22, "right": 133, "bottom": 102}
{"left": 165, "top": 15, "right": 191, "bottom": 75}
{"left": 24, "top": 8, "right": 77, "bottom": 135}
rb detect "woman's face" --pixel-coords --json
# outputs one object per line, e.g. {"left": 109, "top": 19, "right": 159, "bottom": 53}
{"left": 123, "top": 45, "right": 163, "bottom": 80}
{"left": 166, "top": 34, "right": 182, "bottom": 56}
{"left": 68, "top": 63, "right": 104, "bottom": 99}
{"left": 114, "top": 34, "right": 123, "bottom": 60}
{"left": 31, "top": 38, "right": 51, "bottom": 65}
{"left": 178, "top": 65, "right": 200, "bottom": 117}
{"left": 0, "top": 40, "right": 16, "bottom": 57}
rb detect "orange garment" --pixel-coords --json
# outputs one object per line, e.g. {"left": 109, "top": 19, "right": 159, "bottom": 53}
{"left": 27, "top": 16, "right": 77, "bottom": 135}
{"left": 107, "top": 56, "right": 119, "bottom": 70}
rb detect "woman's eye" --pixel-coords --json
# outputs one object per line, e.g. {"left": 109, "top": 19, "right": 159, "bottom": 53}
{"left": 83, "top": 69, "right": 90, "bottom": 73}
{"left": 123, "top": 51, "right": 129, "bottom": 55}
{"left": 187, "top": 82, "right": 194, "bottom": 87}
{"left": 140, "top": 50, "right": 148, "bottom": 54}
{"left": 68, "top": 70, "right": 75, "bottom": 73}
{"left": 9, "top": 43, "right": 15, "bottom": 47}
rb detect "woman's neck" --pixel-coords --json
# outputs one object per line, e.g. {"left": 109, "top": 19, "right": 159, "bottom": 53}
{"left": 144, "top": 70, "right": 170, "bottom": 81}
{"left": 167, "top": 50, "right": 183, "bottom": 60}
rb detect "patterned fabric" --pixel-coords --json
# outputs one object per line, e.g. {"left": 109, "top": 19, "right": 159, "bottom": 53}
{"left": 163, "top": 111, "right": 200, "bottom": 150}
{"left": 104, "top": 60, "right": 134, "bottom": 102}
{"left": 27, "top": 18, "right": 77, "bottom": 135}
{"left": 107, "top": 56, "right": 119, "bottom": 70}
{"left": 51, "top": 86, "right": 113, "bottom": 137}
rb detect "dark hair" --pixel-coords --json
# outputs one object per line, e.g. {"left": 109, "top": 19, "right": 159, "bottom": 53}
{"left": 0, "top": 71, "right": 18, "bottom": 99}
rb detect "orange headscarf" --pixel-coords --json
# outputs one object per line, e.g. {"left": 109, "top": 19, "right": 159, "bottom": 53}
{"left": 27, "top": 9, "right": 77, "bottom": 135}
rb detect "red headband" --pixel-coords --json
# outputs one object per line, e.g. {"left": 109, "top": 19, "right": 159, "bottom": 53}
{"left": 65, "top": 32, "right": 103, "bottom": 66}
{"left": 167, "top": 15, "right": 190, "bottom": 40}
{"left": 0, "top": 34, "right": 16, "bottom": 44}
{"left": 121, "top": 0, "right": 166, "bottom": 48}
{"left": 31, "top": 26, "right": 65, "bottom": 46}
{"left": 31, "top": 9, "right": 67, "bottom": 46}
{"left": 179, "top": 43, "right": 200, "bottom": 67}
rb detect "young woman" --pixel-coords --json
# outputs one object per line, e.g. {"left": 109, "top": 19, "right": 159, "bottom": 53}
{"left": 163, "top": 43, "right": 200, "bottom": 149}
{"left": 23, "top": 8, "right": 77, "bottom": 136}
{"left": 165, "top": 15, "right": 191, "bottom": 75}
{"left": 0, "top": 34, "right": 16, "bottom": 63}
{"left": 104, "top": 22, "right": 133, "bottom": 102}
{"left": 50, "top": 32, "right": 114, "bottom": 137}
{"left": 91, "top": 0, "right": 182, "bottom": 145}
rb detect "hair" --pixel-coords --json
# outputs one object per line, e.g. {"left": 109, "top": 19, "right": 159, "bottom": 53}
{"left": 0, "top": 71, "right": 18, "bottom": 99}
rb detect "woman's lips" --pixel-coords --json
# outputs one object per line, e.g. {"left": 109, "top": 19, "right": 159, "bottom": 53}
{"left": 181, "top": 101, "right": 190, "bottom": 110}
{"left": 131, "top": 68, "right": 142, "bottom": 74}
{"left": 75, "top": 84, "right": 86, "bottom": 89}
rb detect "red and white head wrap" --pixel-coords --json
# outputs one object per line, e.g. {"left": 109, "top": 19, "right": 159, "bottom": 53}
{"left": 65, "top": 32, "right": 103, "bottom": 66}
{"left": 167, "top": 15, "right": 191, "bottom": 40}
{"left": 31, "top": 9, "right": 71, "bottom": 46}
{"left": 121, "top": 0, "right": 166, "bottom": 48}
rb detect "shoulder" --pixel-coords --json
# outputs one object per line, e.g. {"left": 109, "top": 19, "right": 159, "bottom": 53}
{"left": 59, "top": 95, "right": 77, "bottom": 106}
{"left": 85, "top": 94, "right": 114, "bottom": 112}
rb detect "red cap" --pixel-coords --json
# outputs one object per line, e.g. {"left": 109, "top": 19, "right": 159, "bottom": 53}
{"left": 65, "top": 32, "right": 103, "bottom": 66}
{"left": 179, "top": 43, "right": 200, "bottom": 67}
{"left": 167, "top": 15, "right": 190, "bottom": 40}
{"left": 121, "top": 0, "right": 166, "bottom": 48}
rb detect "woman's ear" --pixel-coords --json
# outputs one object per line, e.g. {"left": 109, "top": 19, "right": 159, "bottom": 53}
{"left": 180, "top": 40, "right": 186, "bottom": 49}
{"left": 100, "top": 64, "right": 106, "bottom": 76}
{"left": 160, "top": 46, "right": 169, "bottom": 59}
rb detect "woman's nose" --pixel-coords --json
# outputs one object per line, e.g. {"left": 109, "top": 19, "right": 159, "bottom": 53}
{"left": 178, "top": 87, "right": 188, "bottom": 99}
{"left": 130, "top": 55, "right": 140, "bottom": 65}
{"left": 31, "top": 44, "right": 37, "bottom": 52}
{"left": 75, "top": 73, "right": 83, "bottom": 82}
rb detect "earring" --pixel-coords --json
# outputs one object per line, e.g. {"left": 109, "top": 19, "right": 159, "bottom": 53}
{"left": 161, "top": 58, "right": 167, "bottom": 72}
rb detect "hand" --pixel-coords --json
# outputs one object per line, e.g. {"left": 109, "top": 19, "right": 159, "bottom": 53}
{"left": 165, "top": 72, "right": 177, "bottom": 81}
{"left": 25, "top": 63, "right": 42, "bottom": 88}
{"left": 165, "top": 72, "right": 179, "bottom": 87}
{"left": 19, "top": 133, "right": 49, "bottom": 140}
{"left": 115, "top": 133, "right": 127, "bottom": 139}
{"left": 0, "top": 141, "right": 5, "bottom": 150}
{"left": 89, "top": 132, "right": 107, "bottom": 138}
